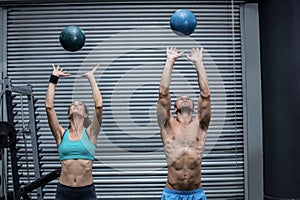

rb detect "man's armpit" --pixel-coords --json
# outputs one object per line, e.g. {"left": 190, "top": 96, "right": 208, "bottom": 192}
{"left": 156, "top": 103, "right": 170, "bottom": 129}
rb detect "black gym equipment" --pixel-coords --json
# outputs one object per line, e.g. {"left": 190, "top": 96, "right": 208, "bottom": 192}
{"left": 0, "top": 77, "right": 60, "bottom": 200}
{"left": 19, "top": 169, "right": 61, "bottom": 200}
{"left": 0, "top": 122, "right": 16, "bottom": 148}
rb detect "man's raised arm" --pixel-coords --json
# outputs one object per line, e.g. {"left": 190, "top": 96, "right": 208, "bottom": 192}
{"left": 187, "top": 48, "right": 211, "bottom": 131}
{"left": 157, "top": 47, "right": 183, "bottom": 129}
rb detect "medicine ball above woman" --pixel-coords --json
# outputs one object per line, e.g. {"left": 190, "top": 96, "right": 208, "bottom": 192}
{"left": 45, "top": 64, "right": 102, "bottom": 200}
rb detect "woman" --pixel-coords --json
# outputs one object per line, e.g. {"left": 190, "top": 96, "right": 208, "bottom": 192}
{"left": 45, "top": 64, "right": 102, "bottom": 200}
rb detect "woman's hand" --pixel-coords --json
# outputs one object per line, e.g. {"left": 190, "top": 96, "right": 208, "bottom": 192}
{"left": 52, "top": 64, "right": 71, "bottom": 77}
{"left": 81, "top": 64, "right": 100, "bottom": 79}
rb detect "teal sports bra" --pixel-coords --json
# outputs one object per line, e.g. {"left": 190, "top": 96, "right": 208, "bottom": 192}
{"left": 58, "top": 129, "right": 96, "bottom": 161}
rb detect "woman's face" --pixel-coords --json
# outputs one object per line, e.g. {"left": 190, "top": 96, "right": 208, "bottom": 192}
{"left": 68, "top": 101, "right": 87, "bottom": 118}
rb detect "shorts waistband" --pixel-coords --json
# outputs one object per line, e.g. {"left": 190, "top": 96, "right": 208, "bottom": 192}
{"left": 57, "top": 182, "right": 94, "bottom": 192}
{"left": 163, "top": 187, "right": 204, "bottom": 195}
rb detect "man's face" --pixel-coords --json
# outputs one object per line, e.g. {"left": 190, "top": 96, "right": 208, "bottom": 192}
{"left": 175, "top": 96, "right": 194, "bottom": 112}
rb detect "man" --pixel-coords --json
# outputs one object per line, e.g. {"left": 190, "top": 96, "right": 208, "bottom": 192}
{"left": 157, "top": 47, "right": 211, "bottom": 200}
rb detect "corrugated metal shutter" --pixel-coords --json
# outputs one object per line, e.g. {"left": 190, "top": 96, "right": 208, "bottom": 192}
{"left": 5, "top": 1, "right": 245, "bottom": 199}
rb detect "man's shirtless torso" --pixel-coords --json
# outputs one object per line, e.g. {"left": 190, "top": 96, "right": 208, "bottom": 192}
{"left": 161, "top": 116, "right": 206, "bottom": 191}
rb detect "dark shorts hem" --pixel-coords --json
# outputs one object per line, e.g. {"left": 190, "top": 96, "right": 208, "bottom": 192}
{"left": 55, "top": 182, "right": 97, "bottom": 200}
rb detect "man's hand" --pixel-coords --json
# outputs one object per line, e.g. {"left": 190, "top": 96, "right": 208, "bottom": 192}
{"left": 186, "top": 47, "right": 203, "bottom": 65}
{"left": 51, "top": 64, "right": 71, "bottom": 77}
{"left": 166, "top": 47, "right": 184, "bottom": 62}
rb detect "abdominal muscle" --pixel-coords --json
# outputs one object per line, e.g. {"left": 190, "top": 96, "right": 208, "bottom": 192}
{"left": 59, "top": 159, "right": 93, "bottom": 187}
{"left": 166, "top": 148, "right": 202, "bottom": 191}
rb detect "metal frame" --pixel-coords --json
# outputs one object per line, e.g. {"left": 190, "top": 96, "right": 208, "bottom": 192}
{"left": 0, "top": 6, "right": 8, "bottom": 200}
{"left": 241, "top": 3, "right": 264, "bottom": 200}
{"left": 0, "top": 77, "right": 43, "bottom": 200}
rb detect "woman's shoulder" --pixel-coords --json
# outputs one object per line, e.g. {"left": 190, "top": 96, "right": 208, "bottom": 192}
{"left": 61, "top": 129, "right": 69, "bottom": 138}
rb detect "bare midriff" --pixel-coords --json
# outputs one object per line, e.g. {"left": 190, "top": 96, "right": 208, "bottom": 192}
{"left": 59, "top": 159, "right": 93, "bottom": 187}
{"left": 166, "top": 149, "right": 202, "bottom": 191}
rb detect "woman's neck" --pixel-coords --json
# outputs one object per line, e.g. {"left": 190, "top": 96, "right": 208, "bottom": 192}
{"left": 69, "top": 115, "right": 84, "bottom": 134}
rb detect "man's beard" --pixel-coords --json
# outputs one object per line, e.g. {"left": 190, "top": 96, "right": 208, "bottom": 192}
{"left": 177, "top": 105, "right": 193, "bottom": 114}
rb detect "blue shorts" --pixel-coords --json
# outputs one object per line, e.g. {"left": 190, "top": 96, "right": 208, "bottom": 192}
{"left": 161, "top": 187, "right": 207, "bottom": 200}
